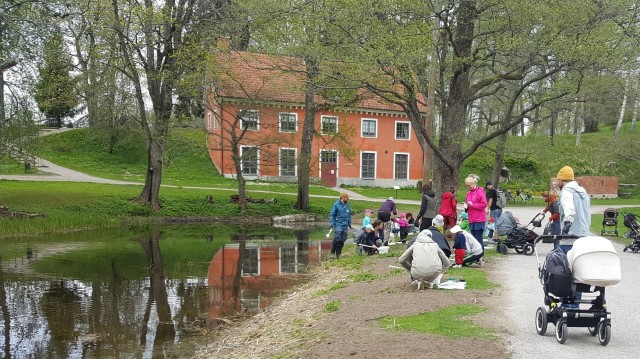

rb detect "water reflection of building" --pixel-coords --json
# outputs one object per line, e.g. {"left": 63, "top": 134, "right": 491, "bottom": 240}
{"left": 207, "top": 240, "right": 328, "bottom": 321}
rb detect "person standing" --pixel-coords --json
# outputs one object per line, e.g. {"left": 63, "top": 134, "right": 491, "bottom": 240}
{"left": 439, "top": 188, "right": 457, "bottom": 231}
{"left": 542, "top": 191, "right": 561, "bottom": 235}
{"left": 485, "top": 181, "right": 502, "bottom": 239}
{"left": 556, "top": 166, "right": 591, "bottom": 252}
{"left": 464, "top": 175, "right": 487, "bottom": 263}
{"left": 416, "top": 185, "right": 437, "bottom": 231}
{"left": 329, "top": 192, "right": 352, "bottom": 259}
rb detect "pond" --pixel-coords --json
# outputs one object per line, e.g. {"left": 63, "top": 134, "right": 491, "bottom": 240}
{"left": 0, "top": 225, "right": 331, "bottom": 358}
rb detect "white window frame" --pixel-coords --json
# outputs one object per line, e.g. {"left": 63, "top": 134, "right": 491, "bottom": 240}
{"left": 318, "top": 149, "right": 339, "bottom": 178}
{"left": 394, "top": 120, "right": 411, "bottom": 141}
{"left": 393, "top": 152, "right": 410, "bottom": 180}
{"left": 278, "top": 112, "right": 298, "bottom": 133}
{"left": 360, "top": 151, "right": 377, "bottom": 179}
{"left": 361, "top": 118, "right": 378, "bottom": 138}
{"left": 279, "top": 245, "right": 298, "bottom": 274}
{"left": 321, "top": 115, "right": 339, "bottom": 135}
{"left": 239, "top": 109, "right": 259, "bottom": 131}
{"left": 213, "top": 110, "right": 219, "bottom": 130}
{"left": 240, "top": 145, "right": 259, "bottom": 176}
{"left": 279, "top": 147, "right": 297, "bottom": 177}
{"left": 240, "top": 246, "right": 260, "bottom": 277}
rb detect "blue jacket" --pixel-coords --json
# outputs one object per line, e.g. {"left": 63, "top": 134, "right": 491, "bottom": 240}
{"left": 330, "top": 199, "right": 352, "bottom": 229}
{"left": 453, "top": 233, "right": 466, "bottom": 250}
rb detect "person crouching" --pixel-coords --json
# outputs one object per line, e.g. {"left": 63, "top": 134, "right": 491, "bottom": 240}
{"left": 399, "top": 230, "right": 451, "bottom": 289}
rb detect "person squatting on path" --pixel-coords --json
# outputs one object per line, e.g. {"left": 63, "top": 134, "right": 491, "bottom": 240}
{"left": 399, "top": 230, "right": 451, "bottom": 289}
{"left": 439, "top": 188, "right": 457, "bottom": 231}
{"left": 416, "top": 184, "right": 437, "bottom": 231}
{"left": 450, "top": 225, "right": 483, "bottom": 267}
{"left": 542, "top": 191, "right": 561, "bottom": 235}
{"left": 485, "top": 181, "right": 501, "bottom": 239}
{"left": 329, "top": 192, "right": 352, "bottom": 259}
{"left": 464, "top": 175, "right": 487, "bottom": 264}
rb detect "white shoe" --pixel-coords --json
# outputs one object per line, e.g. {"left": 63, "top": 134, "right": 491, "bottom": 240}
{"left": 452, "top": 264, "right": 461, "bottom": 268}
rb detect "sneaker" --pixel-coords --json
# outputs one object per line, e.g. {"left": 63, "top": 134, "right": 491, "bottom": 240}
{"left": 452, "top": 264, "right": 462, "bottom": 268}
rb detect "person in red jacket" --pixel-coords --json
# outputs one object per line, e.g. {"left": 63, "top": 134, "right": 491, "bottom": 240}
{"left": 439, "top": 188, "right": 457, "bottom": 231}
{"left": 542, "top": 191, "right": 561, "bottom": 235}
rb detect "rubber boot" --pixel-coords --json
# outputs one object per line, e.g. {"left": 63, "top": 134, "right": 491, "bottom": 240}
{"left": 336, "top": 246, "right": 343, "bottom": 259}
{"left": 329, "top": 245, "right": 336, "bottom": 259}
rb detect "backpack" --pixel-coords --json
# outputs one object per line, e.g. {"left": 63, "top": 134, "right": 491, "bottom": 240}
{"left": 540, "top": 247, "right": 573, "bottom": 297}
{"left": 496, "top": 188, "right": 507, "bottom": 208}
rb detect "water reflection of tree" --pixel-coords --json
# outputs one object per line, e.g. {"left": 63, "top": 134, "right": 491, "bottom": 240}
{"left": 0, "top": 260, "right": 11, "bottom": 359}
{"left": 138, "top": 230, "right": 176, "bottom": 347}
{"left": 41, "top": 280, "right": 82, "bottom": 358}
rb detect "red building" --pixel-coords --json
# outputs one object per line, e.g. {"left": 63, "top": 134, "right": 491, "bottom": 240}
{"left": 206, "top": 48, "right": 426, "bottom": 188}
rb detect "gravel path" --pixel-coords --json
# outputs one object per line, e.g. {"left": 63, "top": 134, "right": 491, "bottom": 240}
{"left": 494, "top": 206, "right": 640, "bottom": 358}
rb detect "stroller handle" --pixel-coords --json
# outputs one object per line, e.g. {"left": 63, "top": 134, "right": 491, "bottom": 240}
{"left": 533, "top": 234, "right": 580, "bottom": 246}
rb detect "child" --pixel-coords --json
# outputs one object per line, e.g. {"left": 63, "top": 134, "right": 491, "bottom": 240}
{"left": 451, "top": 226, "right": 466, "bottom": 268}
{"left": 363, "top": 220, "right": 383, "bottom": 255}
{"left": 460, "top": 212, "right": 470, "bottom": 232}
{"left": 406, "top": 212, "right": 419, "bottom": 234}
{"left": 397, "top": 213, "right": 410, "bottom": 243}
{"left": 362, "top": 209, "right": 372, "bottom": 228}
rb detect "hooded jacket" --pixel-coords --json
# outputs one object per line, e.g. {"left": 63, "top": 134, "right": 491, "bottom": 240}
{"left": 439, "top": 191, "right": 457, "bottom": 217}
{"left": 417, "top": 190, "right": 437, "bottom": 220}
{"left": 465, "top": 186, "right": 487, "bottom": 223}
{"left": 399, "top": 230, "right": 451, "bottom": 282}
{"left": 559, "top": 180, "right": 591, "bottom": 243}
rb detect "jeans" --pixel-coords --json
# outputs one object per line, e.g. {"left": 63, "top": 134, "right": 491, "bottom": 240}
{"left": 488, "top": 208, "right": 502, "bottom": 238}
{"left": 332, "top": 227, "right": 348, "bottom": 251}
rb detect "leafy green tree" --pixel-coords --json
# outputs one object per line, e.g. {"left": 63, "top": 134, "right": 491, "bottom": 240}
{"left": 34, "top": 32, "right": 78, "bottom": 128}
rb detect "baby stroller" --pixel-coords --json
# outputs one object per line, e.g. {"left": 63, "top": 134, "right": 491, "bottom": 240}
{"left": 600, "top": 208, "right": 619, "bottom": 236}
{"left": 622, "top": 212, "right": 640, "bottom": 253}
{"left": 534, "top": 235, "right": 621, "bottom": 345}
{"left": 494, "top": 211, "right": 544, "bottom": 255}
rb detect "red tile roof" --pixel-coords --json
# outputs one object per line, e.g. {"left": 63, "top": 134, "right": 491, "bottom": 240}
{"left": 212, "top": 50, "right": 425, "bottom": 113}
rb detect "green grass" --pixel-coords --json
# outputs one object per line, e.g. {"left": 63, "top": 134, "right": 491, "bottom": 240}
{"left": 445, "top": 265, "right": 497, "bottom": 290}
{"left": 379, "top": 304, "right": 495, "bottom": 338}
{"left": 314, "top": 281, "right": 350, "bottom": 296}
{"left": 324, "top": 300, "right": 341, "bottom": 312}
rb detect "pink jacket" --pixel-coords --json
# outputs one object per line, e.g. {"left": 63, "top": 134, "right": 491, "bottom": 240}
{"left": 465, "top": 186, "right": 487, "bottom": 224}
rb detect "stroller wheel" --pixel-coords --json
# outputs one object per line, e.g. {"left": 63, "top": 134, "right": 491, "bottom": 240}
{"left": 597, "top": 321, "right": 611, "bottom": 346}
{"left": 514, "top": 247, "right": 524, "bottom": 254}
{"left": 523, "top": 244, "right": 534, "bottom": 256}
{"left": 623, "top": 247, "right": 628, "bottom": 252}
{"left": 588, "top": 325, "right": 597, "bottom": 336}
{"left": 535, "top": 307, "right": 548, "bottom": 335}
{"left": 555, "top": 319, "right": 567, "bottom": 344}
{"left": 499, "top": 243, "right": 508, "bottom": 255}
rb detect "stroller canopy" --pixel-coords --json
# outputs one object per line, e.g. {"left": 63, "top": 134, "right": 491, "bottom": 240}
{"left": 495, "top": 211, "right": 518, "bottom": 236}
{"left": 567, "top": 236, "right": 621, "bottom": 287}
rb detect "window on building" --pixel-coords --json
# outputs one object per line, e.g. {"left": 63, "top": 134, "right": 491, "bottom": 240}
{"left": 279, "top": 113, "right": 297, "bottom": 132}
{"left": 239, "top": 110, "right": 259, "bottom": 131}
{"left": 320, "top": 150, "right": 337, "bottom": 163}
{"left": 241, "top": 247, "right": 259, "bottom": 276}
{"left": 280, "top": 246, "right": 297, "bottom": 274}
{"left": 361, "top": 152, "right": 376, "bottom": 179}
{"left": 395, "top": 153, "right": 409, "bottom": 179}
{"left": 241, "top": 289, "right": 260, "bottom": 311}
{"left": 321, "top": 116, "right": 338, "bottom": 134}
{"left": 280, "top": 148, "right": 296, "bottom": 176}
{"left": 395, "top": 121, "right": 410, "bottom": 140}
{"left": 241, "top": 146, "right": 258, "bottom": 175}
{"left": 361, "top": 119, "right": 377, "bottom": 137}
{"left": 207, "top": 113, "right": 212, "bottom": 131}
{"left": 213, "top": 110, "right": 219, "bottom": 130}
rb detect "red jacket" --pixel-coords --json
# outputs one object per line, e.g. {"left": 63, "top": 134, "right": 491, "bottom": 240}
{"left": 439, "top": 192, "right": 457, "bottom": 217}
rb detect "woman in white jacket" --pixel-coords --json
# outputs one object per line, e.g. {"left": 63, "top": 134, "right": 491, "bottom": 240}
{"left": 399, "top": 230, "right": 451, "bottom": 288}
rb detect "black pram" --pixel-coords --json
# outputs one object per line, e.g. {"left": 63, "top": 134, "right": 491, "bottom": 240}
{"left": 622, "top": 212, "right": 640, "bottom": 253}
{"left": 533, "top": 234, "right": 621, "bottom": 345}
{"left": 494, "top": 211, "right": 543, "bottom": 255}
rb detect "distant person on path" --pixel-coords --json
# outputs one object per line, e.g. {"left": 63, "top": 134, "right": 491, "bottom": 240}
{"left": 377, "top": 197, "right": 397, "bottom": 243}
{"left": 542, "top": 191, "right": 561, "bottom": 235}
{"left": 416, "top": 184, "right": 437, "bottom": 231}
{"left": 439, "top": 188, "right": 458, "bottom": 231}
{"left": 485, "top": 181, "right": 501, "bottom": 239}
{"left": 329, "top": 192, "right": 352, "bottom": 259}
{"left": 464, "top": 175, "right": 487, "bottom": 264}
{"left": 556, "top": 166, "right": 591, "bottom": 252}
{"left": 399, "top": 230, "right": 451, "bottom": 289}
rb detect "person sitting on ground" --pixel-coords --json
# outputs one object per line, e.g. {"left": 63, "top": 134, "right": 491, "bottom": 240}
{"left": 450, "top": 225, "right": 483, "bottom": 267}
{"left": 363, "top": 220, "right": 384, "bottom": 255}
{"left": 397, "top": 213, "right": 410, "bottom": 243}
{"left": 399, "top": 229, "right": 451, "bottom": 289}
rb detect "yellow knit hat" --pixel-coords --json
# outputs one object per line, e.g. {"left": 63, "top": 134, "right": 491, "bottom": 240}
{"left": 556, "top": 166, "right": 574, "bottom": 181}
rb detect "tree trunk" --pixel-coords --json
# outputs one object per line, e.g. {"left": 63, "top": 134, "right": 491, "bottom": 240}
{"left": 614, "top": 78, "right": 628, "bottom": 140}
{"left": 138, "top": 140, "right": 164, "bottom": 210}
{"left": 549, "top": 109, "right": 557, "bottom": 146}
{"left": 575, "top": 96, "right": 584, "bottom": 146}
{"left": 295, "top": 58, "right": 319, "bottom": 211}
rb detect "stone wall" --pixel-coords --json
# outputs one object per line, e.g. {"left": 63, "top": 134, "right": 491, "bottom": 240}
{"left": 549, "top": 176, "right": 619, "bottom": 199}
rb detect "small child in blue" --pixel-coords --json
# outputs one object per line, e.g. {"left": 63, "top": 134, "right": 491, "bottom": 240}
{"left": 362, "top": 208, "right": 372, "bottom": 228}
